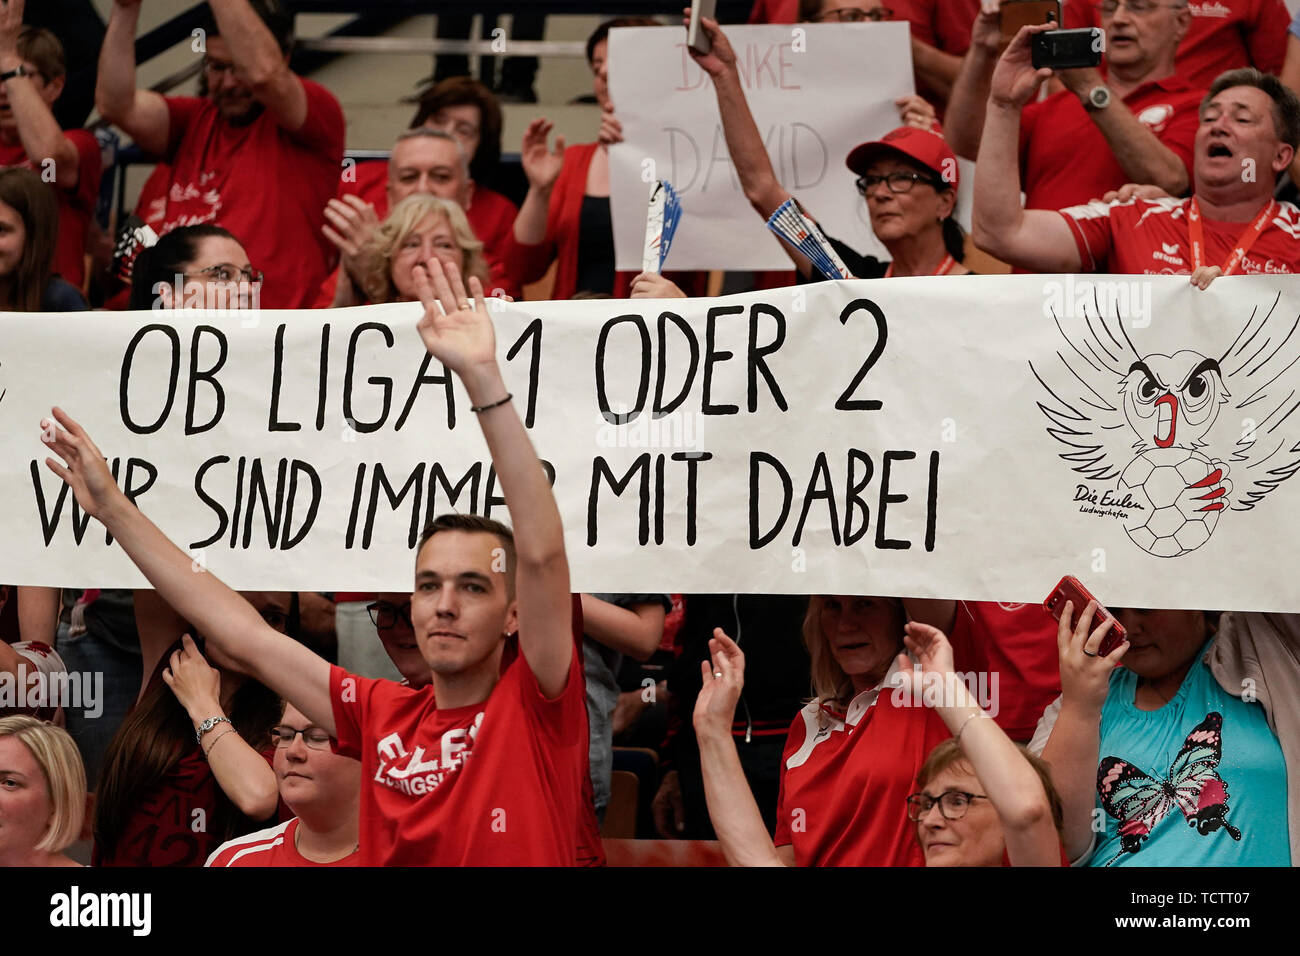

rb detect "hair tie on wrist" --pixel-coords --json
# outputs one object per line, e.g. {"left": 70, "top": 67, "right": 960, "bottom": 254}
{"left": 471, "top": 393, "right": 512, "bottom": 413}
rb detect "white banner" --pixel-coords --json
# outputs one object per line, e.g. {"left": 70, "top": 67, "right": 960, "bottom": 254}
{"left": 6, "top": 275, "right": 1300, "bottom": 612}
{"left": 608, "top": 23, "right": 914, "bottom": 272}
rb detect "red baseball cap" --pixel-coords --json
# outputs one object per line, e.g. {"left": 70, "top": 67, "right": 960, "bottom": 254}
{"left": 845, "top": 126, "right": 959, "bottom": 190}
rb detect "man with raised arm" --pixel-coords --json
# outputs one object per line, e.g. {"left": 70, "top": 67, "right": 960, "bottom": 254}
{"left": 40, "top": 257, "right": 592, "bottom": 866}
{"left": 95, "top": 0, "right": 343, "bottom": 308}
{"left": 972, "top": 25, "right": 1300, "bottom": 287}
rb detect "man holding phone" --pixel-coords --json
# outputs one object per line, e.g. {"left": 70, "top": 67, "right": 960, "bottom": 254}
{"left": 972, "top": 26, "right": 1300, "bottom": 287}
{"left": 947, "top": 0, "right": 1200, "bottom": 209}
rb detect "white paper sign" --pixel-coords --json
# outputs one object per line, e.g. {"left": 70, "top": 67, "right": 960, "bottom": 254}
{"left": 6, "top": 275, "right": 1300, "bottom": 613}
{"left": 608, "top": 23, "right": 914, "bottom": 272}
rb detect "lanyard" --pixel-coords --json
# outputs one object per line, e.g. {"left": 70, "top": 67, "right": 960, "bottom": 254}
{"left": 1187, "top": 197, "right": 1276, "bottom": 275}
{"left": 884, "top": 253, "right": 956, "bottom": 279}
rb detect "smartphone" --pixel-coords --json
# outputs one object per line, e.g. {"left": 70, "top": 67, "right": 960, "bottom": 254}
{"left": 1000, "top": 0, "right": 1060, "bottom": 43}
{"left": 1031, "top": 27, "right": 1104, "bottom": 70}
{"left": 1043, "top": 575, "right": 1127, "bottom": 656}
{"left": 688, "top": 0, "right": 717, "bottom": 54}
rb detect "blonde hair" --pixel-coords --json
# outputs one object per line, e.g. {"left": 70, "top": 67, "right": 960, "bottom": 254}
{"left": 916, "top": 739, "right": 1065, "bottom": 837}
{"left": 0, "top": 715, "right": 86, "bottom": 853}
{"left": 802, "top": 595, "right": 907, "bottom": 717}
{"left": 359, "top": 194, "right": 489, "bottom": 303}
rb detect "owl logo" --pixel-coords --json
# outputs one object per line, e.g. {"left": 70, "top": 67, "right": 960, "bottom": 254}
{"left": 1031, "top": 291, "right": 1300, "bottom": 557}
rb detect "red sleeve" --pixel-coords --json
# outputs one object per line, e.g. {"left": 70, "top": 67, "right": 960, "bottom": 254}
{"left": 1057, "top": 201, "right": 1115, "bottom": 271}
{"left": 772, "top": 715, "right": 804, "bottom": 848}
{"left": 163, "top": 95, "right": 207, "bottom": 158}
{"left": 286, "top": 78, "right": 346, "bottom": 156}
{"left": 329, "top": 664, "right": 373, "bottom": 759}
{"left": 1153, "top": 97, "right": 1200, "bottom": 181}
{"left": 1246, "top": 0, "right": 1290, "bottom": 73}
{"left": 63, "top": 129, "right": 102, "bottom": 207}
{"left": 514, "top": 639, "right": 586, "bottom": 743}
{"left": 1062, "top": 0, "right": 1100, "bottom": 29}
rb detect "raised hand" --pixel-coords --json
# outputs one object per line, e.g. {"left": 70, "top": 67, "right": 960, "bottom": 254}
{"left": 989, "top": 23, "right": 1054, "bottom": 110}
{"left": 39, "top": 408, "right": 125, "bottom": 520}
{"left": 892, "top": 620, "right": 957, "bottom": 701}
{"left": 162, "top": 634, "right": 222, "bottom": 722}
{"left": 322, "top": 195, "right": 381, "bottom": 279}
{"left": 683, "top": 10, "right": 737, "bottom": 78}
{"left": 412, "top": 255, "right": 494, "bottom": 379}
{"left": 520, "top": 118, "right": 566, "bottom": 191}
{"left": 1056, "top": 599, "right": 1127, "bottom": 713}
{"left": 693, "top": 627, "right": 745, "bottom": 739}
{"left": 0, "top": 0, "right": 25, "bottom": 58}
{"left": 970, "top": 3, "right": 1003, "bottom": 57}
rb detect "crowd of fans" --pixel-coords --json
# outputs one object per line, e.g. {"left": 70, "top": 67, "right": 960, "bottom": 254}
{"left": 2, "top": 0, "right": 1300, "bottom": 868}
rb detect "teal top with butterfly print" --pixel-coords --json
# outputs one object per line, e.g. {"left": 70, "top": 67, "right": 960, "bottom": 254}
{"left": 1093, "top": 638, "right": 1289, "bottom": 867}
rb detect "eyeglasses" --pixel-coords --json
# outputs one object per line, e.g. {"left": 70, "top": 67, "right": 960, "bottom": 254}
{"left": 810, "top": 6, "right": 893, "bottom": 22}
{"left": 202, "top": 59, "right": 237, "bottom": 76}
{"left": 855, "top": 171, "right": 939, "bottom": 196}
{"left": 367, "top": 600, "right": 413, "bottom": 630}
{"left": 269, "top": 725, "right": 333, "bottom": 750}
{"left": 906, "top": 790, "right": 990, "bottom": 821}
{"left": 1098, "top": 0, "right": 1186, "bottom": 15}
{"left": 181, "top": 263, "right": 265, "bottom": 284}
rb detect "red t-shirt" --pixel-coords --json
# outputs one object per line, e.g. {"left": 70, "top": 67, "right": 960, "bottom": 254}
{"left": 773, "top": 680, "right": 952, "bottom": 866}
{"left": 93, "top": 745, "right": 276, "bottom": 867}
{"left": 896, "top": 0, "right": 980, "bottom": 56}
{"left": 1064, "top": 0, "right": 1288, "bottom": 89}
{"left": 314, "top": 159, "right": 520, "bottom": 306}
{"left": 1020, "top": 78, "right": 1202, "bottom": 211}
{"left": 148, "top": 79, "right": 345, "bottom": 309}
{"left": 329, "top": 639, "right": 591, "bottom": 866}
{"left": 205, "top": 817, "right": 358, "bottom": 867}
{"left": 949, "top": 602, "right": 1061, "bottom": 743}
{"left": 1060, "top": 194, "right": 1300, "bottom": 275}
{"left": 0, "top": 128, "right": 101, "bottom": 290}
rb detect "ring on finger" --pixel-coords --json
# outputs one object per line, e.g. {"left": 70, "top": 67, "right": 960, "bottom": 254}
{"left": 1083, "top": 649, "right": 1099, "bottom": 657}
{"left": 713, "top": 671, "right": 723, "bottom": 679}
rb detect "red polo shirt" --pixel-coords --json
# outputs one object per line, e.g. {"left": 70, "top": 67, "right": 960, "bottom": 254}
{"left": 1060, "top": 194, "right": 1300, "bottom": 275}
{"left": 1064, "top": 0, "right": 1288, "bottom": 89}
{"left": 1020, "top": 77, "right": 1202, "bottom": 210}
{"left": 773, "top": 676, "right": 952, "bottom": 866}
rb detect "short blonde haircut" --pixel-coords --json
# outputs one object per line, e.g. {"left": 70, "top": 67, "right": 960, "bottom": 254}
{"left": 359, "top": 194, "right": 489, "bottom": 304}
{"left": 0, "top": 715, "right": 86, "bottom": 853}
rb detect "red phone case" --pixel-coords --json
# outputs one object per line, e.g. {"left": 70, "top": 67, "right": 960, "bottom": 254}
{"left": 1043, "top": 575, "right": 1126, "bottom": 656}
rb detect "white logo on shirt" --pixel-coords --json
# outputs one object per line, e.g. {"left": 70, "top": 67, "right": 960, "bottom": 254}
{"left": 1187, "top": 1, "right": 1231, "bottom": 16}
{"left": 1152, "top": 246, "right": 1186, "bottom": 266}
{"left": 373, "top": 712, "right": 484, "bottom": 796}
{"left": 1136, "top": 104, "right": 1173, "bottom": 129}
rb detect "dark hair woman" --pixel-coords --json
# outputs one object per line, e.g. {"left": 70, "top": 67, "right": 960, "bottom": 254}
{"left": 92, "top": 592, "right": 299, "bottom": 867}
{"left": 0, "top": 167, "right": 85, "bottom": 311}
{"left": 127, "top": 223, "right": 261, "bottom": 311}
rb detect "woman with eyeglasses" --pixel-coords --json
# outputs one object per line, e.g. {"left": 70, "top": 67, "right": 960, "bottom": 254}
{"left": 686, "top": 14, "right": 970, "bottom": 280}
{"left": 694, "top": 597, "right": 1063, "bottom": 866}
{"left": 207, "top": 701, "right": 361, "bottom": 867}
{"left": 92, "top": 593, "right": 301, "bottom": 867}
{"left": 127, "top": 223, "right": 264, "bottom": 310}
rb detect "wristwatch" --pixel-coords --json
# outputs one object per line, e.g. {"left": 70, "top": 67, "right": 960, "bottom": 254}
{"left": 1083, "top": 85, "right": 1112, "bottom": 112}
{"left": 195, "top": 715, "right": 231, "bottom": 744}
{"left": 0, "top": 65, "right": 28, "bottom": 83}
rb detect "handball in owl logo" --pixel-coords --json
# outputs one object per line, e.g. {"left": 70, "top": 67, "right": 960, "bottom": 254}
{"left": 1116, "top": 448, "right": 1231, "bottom": 557}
